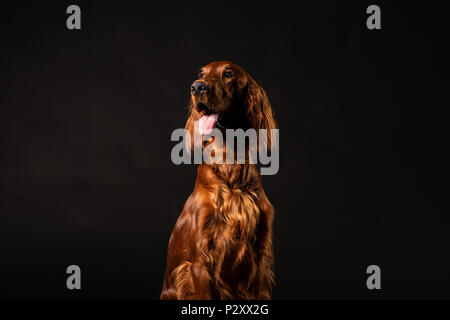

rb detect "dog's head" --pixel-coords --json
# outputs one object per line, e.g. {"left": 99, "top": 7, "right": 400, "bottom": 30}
{"left": 185, "top": 61, "right": 276, "bottom": 152}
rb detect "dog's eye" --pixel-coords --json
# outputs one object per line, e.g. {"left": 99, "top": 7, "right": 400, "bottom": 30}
{"left": 199, "top": 73, "right": 204, "bottom": 79}
{"left": 223, "top": 71, "right": 233, "bottom": 78}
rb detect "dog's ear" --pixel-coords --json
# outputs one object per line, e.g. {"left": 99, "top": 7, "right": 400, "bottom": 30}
{"left": 245, "top": 77, "right": 277, "bottom": 150}
{"left": 185, "top": 105, "right": 195, "bottom": 153}
{"left": 185, "top": 104, "right": 203, "bottom": 154}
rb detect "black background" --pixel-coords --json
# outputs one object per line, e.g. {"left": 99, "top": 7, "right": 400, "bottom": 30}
{"left": 0, "top": 1, "right": 448, "bottom": 299}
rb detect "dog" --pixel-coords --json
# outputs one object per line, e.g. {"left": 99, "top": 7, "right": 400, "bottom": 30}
{"left": 161, "top": 61, "right": 276, "bottom": 299}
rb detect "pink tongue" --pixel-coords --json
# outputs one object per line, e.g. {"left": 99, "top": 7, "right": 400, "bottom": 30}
{"left": 198, "top": 113, "right": 218, "bottom": 135}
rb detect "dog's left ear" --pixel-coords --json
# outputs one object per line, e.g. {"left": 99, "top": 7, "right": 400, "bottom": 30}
{"left": 245, "top": 77, "right": 277, "bottom": 150}
{"left": 185, "top": 106, "right": 195, "bottom": 154}
{"left": 185, "top": 104, "right": 203, "bottom": 154}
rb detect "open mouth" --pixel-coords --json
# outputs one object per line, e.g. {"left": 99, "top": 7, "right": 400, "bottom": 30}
{"left": 198, "top": 113, "right": 218, "bottom": 135}
{"left": 198, "top": 112, "right": 224, "bottom": 135}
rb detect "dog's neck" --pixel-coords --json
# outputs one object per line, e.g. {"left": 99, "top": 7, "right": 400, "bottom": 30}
{"left": 197, "top": 163, "right": 261, "bottom": 193}
{"left": 196, "top": 135, "right": 264, "bottom": 197}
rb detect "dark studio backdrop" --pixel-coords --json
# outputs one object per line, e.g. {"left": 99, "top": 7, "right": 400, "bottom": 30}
{"left": 0, "top": 1, "right": 448, "bottom": 299}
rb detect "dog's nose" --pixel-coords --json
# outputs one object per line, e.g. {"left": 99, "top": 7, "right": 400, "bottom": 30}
{"left": 191, "top": 81, "right": 208, "bottom": 96}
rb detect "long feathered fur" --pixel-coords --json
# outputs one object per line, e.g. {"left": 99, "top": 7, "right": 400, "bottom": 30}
{"left": 161, "top": 61, "right": 276, "bottom": 300}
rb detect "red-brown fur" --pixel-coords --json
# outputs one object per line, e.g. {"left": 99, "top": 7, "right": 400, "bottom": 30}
{"left": 161, "top": 61, "right": 276, "bottom": 299}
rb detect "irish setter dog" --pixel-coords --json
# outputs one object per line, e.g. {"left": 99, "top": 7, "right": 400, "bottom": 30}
{"left": 161, "top": 61, "right": 276, "bottom": 300}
